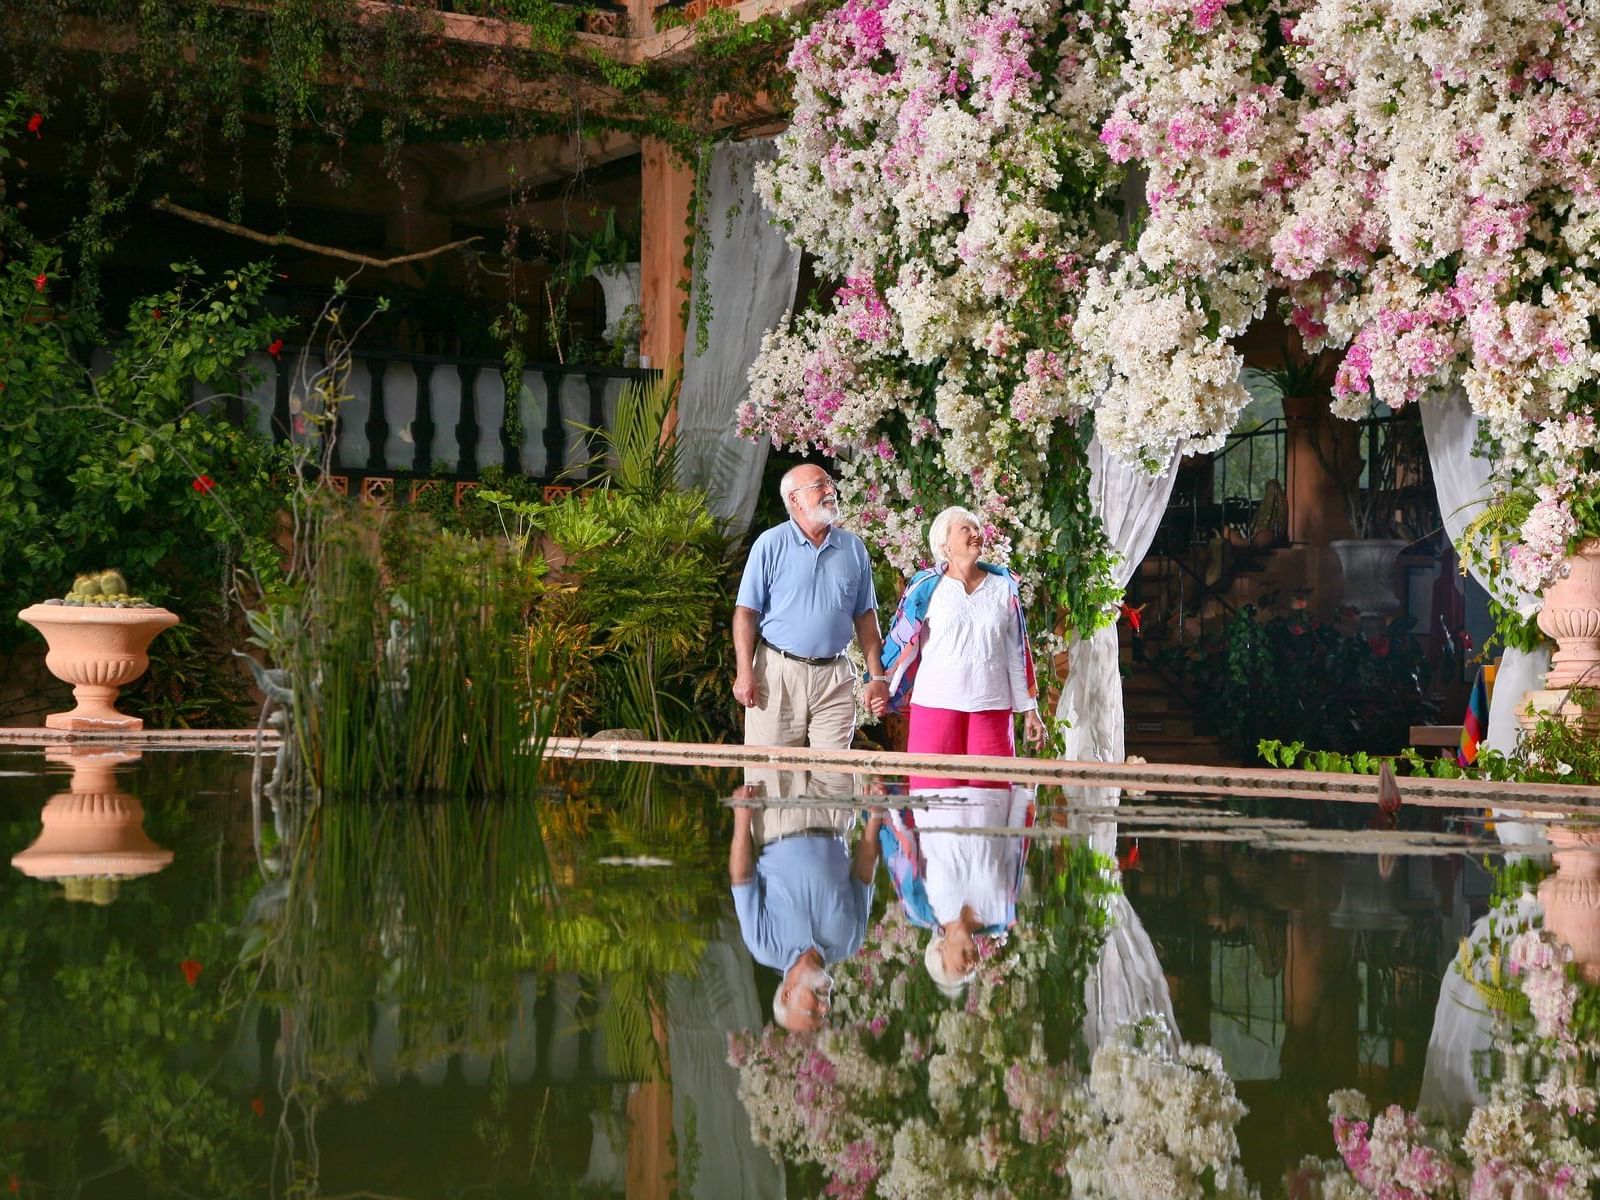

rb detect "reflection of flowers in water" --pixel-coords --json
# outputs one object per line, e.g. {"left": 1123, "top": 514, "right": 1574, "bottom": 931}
{"left": 729, "top": 845, "right": 1255, "bottom": 1199}
{"left": 1297, "top": 882, "right": 1600, "bottom": 1199}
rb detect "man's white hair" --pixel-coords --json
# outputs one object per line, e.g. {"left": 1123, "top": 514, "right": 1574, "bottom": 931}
{"left": 924, "top": 930, "right": 975, "bottom": 997}
{"left": 928, "top": 506, "right": 983, "bottom": 566}
{"left": 779, "top": 463, "right": 830, "bottom": 504}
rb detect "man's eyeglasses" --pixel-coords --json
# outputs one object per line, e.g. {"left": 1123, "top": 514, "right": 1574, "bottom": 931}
{"left": 790, "top": 478, "right": 836, "bottom": 499}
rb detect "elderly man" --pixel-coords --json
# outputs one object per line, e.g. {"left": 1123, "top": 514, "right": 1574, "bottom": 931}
{"left": 729, "top": 777, "right": 883, "bottom": 1033}
{"left": 732, "top": 464, "right": 891, "bottom": 744}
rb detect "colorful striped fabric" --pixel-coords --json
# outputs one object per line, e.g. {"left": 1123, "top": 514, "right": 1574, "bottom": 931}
{"left": 1457, "top": 666, "right": 1492, "bottom": 767}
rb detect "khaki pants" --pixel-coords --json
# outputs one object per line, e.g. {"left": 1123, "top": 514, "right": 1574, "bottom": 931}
{"left": 743, "top": 643, "right": 857, "bottom": 843}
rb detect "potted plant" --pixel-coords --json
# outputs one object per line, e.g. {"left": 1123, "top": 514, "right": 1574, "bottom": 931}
{"left": 1307, "top": 402, "right": 1435, "bottom": 622}
{"left": 561, "top": 208, "right": 641, "bottom": 358}
{"left": 18, "top": 570, "right": 180, "bottom": 730}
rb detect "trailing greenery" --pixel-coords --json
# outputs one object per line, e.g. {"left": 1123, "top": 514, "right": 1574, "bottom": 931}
{"left": 1157, "top": 605, "right": 1437, "bottom": 761}
{"left": 0, "top": 1, "right": 803, "bottom": 337}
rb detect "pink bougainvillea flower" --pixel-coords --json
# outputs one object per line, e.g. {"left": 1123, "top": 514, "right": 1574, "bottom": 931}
{"left": 26, "top": 112, "right": 41, "bottom": 138}
{"left": 191, "top": 475, "right": 216, "bottom": 495}
{"left": 267, "top": 336, "right": 284, "bottom": 359}
{"left": 32, "top": 272, "right": 46, "bottom": 292}
{"left": 179, "top": 958, "right": 203, "bottom": 987}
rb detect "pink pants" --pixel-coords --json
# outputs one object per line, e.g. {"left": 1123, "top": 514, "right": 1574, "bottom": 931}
{"left": 906, "top": 704, "right": 1014, "bottom": 789}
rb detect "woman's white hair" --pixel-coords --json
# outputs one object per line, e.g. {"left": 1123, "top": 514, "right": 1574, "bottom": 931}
{"left": 928, "top": 506, "right": 983, "bottom": 566}
{"left": 924, "top": 930, "right": 974, "bottom": 997}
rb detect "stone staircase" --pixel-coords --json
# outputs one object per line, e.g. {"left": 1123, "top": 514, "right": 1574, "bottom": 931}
{"left": 1119, "top": 633, "right": 1233, "bottom": 767}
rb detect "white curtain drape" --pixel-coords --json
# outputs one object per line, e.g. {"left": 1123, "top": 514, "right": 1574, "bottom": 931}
{"left": 1055, "top": 439, "right": 1181, "bottom": 762}
{"left": 666, "top": 913, "right": 784, "bottom": 1200}
{"left": 675, "top": 139, "right": 802, "bottom": 537}
{"left": 1071, "top": 786, "right": 1179, "bottom": 1054}
{"left": 1420, "top": 393, "right": 1549, "bottom": 756}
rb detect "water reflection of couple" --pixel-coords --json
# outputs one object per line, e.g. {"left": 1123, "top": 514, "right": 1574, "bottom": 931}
{"left": 728, "top": 773, "right": 881, "bottom": 1032}
{"left": 729, "top": 505, "right": 1047, "bottom": 1021}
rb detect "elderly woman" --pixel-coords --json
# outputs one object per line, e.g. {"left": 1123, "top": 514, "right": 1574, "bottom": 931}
{"left": 878, "top": 506, "right": 1046, "bottom": 776}
{"left": 876, "top": 505, "right": 1046, "bottom": 991}
{"left": 876, "top": 784, "right": 1035, "bottom": 993}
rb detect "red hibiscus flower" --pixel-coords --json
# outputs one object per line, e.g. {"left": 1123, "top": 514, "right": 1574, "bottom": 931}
{"left": 267, "top": 336, "right": 284, "bottom": 359}
{"left": 1117, "top": 842, "right": 1142, "bottom": 872}
{"left": 32, "top": 272, "right": 46, "bottom": 292}
{"left": 1118, "top": 602, "right": 1143, "bottom": 635}
{"left": 151, "top": 308, "right": 162, "bottom": 321}
{"left": 7, "top": 1172, "right": 19, "bottom": 1194}
{"left": 26, "top": 112, "right": 41, "bottom": 138}
{"left": 250, "top": 1096, "right": 266, "bottom": 1118}
{"left": 179, "top": 959, "right": 203, "bottom": 987}
{"left": 191, "top": 474, "right": 216, "bottom": 495}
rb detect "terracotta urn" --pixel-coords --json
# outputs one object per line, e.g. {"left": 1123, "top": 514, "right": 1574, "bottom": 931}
{"left": 1540, "top": 539, "right": 1600, "bottom": 688}
{"left": 1538, "top": 825, "right": 1600, "bottom": 985}
{"left": 18, "top": 602, "right": 180, "bottom": 731}
{"left": 1518, "top": 539, "right": 1600, "bottom": 732}
{"left": 11, "top": 748, "right": 172, "bottom": 903}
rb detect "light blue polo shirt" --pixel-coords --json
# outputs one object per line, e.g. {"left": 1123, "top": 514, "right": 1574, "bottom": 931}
{"left": 731, "top": 836, "right": 873, "bottom": 971}
{"left": 735, "top": 520, "right": 877, "bottom": 659}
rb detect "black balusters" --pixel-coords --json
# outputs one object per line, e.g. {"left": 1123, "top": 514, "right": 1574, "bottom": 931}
{"left": 413, "top": 362, "right": 435, "bottom": 474}
{"left": 542, "top": 369, "right": 566, "bottom": 478}
{"left": 499, "top": 367, "right": 523, "bottom": 475}
{"left": 456, "top": 364, "right": 481, "bottom": 476}
{"left": 366, "top": 359, "right": 389, "bottom": 471}
{"left": 585, "top": 372, "right": 608, "bottom": 480}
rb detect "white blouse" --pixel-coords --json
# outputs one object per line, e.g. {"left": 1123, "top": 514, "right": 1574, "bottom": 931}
{"left": 909, "top": 572, "right": 1035, "bottom": 713}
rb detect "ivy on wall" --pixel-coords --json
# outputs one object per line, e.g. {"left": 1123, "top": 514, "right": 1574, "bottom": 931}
{"left": 0, "top": 0, "right": 805, "bottom": 331}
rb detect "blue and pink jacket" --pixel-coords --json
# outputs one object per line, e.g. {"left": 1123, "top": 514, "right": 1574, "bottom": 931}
{"left": 879, "top": 562, "right": 1037, "bottom": 715}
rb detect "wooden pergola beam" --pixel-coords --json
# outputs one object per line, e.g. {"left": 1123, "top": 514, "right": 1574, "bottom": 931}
{"left": 54, "top": 0, "right": 798, "bottom": 124}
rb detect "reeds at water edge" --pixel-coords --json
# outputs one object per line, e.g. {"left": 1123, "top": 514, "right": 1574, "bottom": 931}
{"left": 269, "top": 511, "right": 556, "bottom": 800}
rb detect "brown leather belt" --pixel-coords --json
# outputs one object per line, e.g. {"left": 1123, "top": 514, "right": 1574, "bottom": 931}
{"left": 760, "top": 638, "right": 844, "bottom": 668}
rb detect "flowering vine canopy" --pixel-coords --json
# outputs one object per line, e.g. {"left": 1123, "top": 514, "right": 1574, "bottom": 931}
{"left": 743, "top": 0, "right": 1600, "bottom": 631}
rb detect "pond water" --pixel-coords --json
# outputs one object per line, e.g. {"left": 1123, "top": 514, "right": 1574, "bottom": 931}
{"left": 1, "top": 744, "right": 1594, "bottom": 1199}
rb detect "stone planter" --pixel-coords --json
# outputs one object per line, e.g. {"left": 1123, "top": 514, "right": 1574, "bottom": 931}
{"left": 591, "top": 262, "right": 641, "bottom": 350}
{"left": 19, "top": 603, "right": 180, "bottom": 730}
{"left": 1330, "top": 537, "right": 1408, "bottom": 621}
{"left": 1538, "top": 825, "right": 1600, "bottom": 984}
{"left": 1520, "top": 538, "right": 1600, "bottom": 732}
{"left": 1539, "top": 538, "right": 1600, "bottom": 690}
{"left": 11, "top": 748, "right": 172, "bottom": 903}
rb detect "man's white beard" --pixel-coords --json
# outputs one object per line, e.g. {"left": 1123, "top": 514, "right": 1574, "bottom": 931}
{"left": 806, "top": 497, "right": 841, "bottom": 526}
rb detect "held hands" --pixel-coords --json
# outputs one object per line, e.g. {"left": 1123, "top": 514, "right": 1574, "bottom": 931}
{"left": 1022, "top": 710, "right": 1048, "bottom": 750}
{"left": 863, "top": 678, "right": 890, "bottom": 718}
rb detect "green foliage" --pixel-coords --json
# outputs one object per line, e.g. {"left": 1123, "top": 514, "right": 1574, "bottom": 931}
{"left": 475, "top": 377, "right": 739, "bottom": 741}
{"left": 1257, "top": 689, "right": 1600, "bottom": 785}
{"left": 1, "top": 255, "right": 286, "bottom": 642}
{"left": 253, "top": 505, "right": 556, "bottom": 798}
{"left": 0, "top": 780, "right": 268, "bottom": 1197}
{"left": 1160, "top": 606, "right": 1437, "bottom": 760}
{"left": 0, "top": 95, "right": 289, "bottom": 723}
